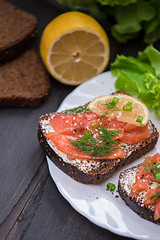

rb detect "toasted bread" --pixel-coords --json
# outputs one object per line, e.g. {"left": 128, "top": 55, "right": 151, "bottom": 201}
{"left": 38, "top": 92, "right": 159, "bottom": 184}
{"left": 0, "top": 48, "right": 50, "bottom": 108}
{"left": 118, "top": 164, "right": 160, "bottom": 224}
{"left": 0, "top": 0, "right": 37, "bottom": 64}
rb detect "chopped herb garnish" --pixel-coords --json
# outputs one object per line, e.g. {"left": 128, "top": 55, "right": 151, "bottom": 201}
{"left": 112, "top": 97, "right": 119, "bottom": 105}
{"left": 100, "top": 98, "right": 121, "bottom": 118}
{"left": 143, "top": 158, "right": 151, "bottom": 173}
{"left": 61, "top": 105, "right": 89, "bottom": 115}
{"left": 123, "top": 102, "right": 132, "bottom": 111}
{"left": 142, "top": 157, "right": 159, "bottom": 177}
{"left": 106, "top": 183, "right": 116, "bottom": 191}
{"left": 82, "top": 130, "right": 93, "bottom": 139}
{"left": 156, "top": 161, "right": 160, "bottom": 168}
{"left": 70, "top": 122, "right": 122, "bottom": 159}
{"left": 137, "top": 155, "right": 160, "bottom": 203}
{"left": 126, "top": 101, "right": 132, "bottom": 106}
{"left": 150, "top": 164, "right": 159, "bottom": 177}
{"left": 156, "top": 173, "right": 160, "bottom": 183}
{"left": 136, "top": 115, "right": 143, "bottom": 123}
{"left": 71, "top": 105, "right": 89, "bottom": 114}
{"left": 123, "top": 105, "right": 132, "bottom": 111}
{"left": 146, "top": 189, "right": 160, "bottom": 203}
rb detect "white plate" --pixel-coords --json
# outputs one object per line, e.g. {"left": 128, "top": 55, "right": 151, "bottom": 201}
{"left": 47, "top": 71, "right": 160, "bottom": 240}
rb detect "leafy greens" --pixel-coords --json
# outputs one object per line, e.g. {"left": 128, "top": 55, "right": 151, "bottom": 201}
{"left": 111, "top": 44, "right": 160, "bottom": 115}
{"left": 98, "top": 0, "right": 160, "bottom": 43}
{"left": 55, "top": 0, "right": 160, "bottom": 43}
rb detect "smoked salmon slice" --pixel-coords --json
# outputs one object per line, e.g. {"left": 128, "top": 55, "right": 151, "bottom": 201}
{"left": 45, "top": 132, "right": 126, "bottom": 160}
{"left": 49, "top": 113, "right": 100, "bottom": 136}
{"left": 50, "top": 113, "right": 150, "bottom": 144}
{"left": 130, "top": 153, "right": 160, "bottom": 220}
{"left": 47, "top": 111, "right": 151, "bottom": 161}
{"left": 154, "top": 201, "right": 160, "bottom": 220}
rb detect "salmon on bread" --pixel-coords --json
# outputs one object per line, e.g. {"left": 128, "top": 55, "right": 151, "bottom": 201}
{"left": 38, "top": 91, "right": 159, "bottom": 184}
{"left": 118, "top": 153, "right": 160, "bottom": 224}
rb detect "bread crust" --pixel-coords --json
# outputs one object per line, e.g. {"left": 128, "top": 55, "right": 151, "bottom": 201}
{"left": 38, "top": 106, "right": 159, "bottom": 184}
{"left": 0, "top": 0, "right": 37, "bottom": 64}
{"left": 118, "top": 165, "right": 160, "bottom": 224}
{"left": 0, "top": 29, "right": 37, "bottom": 65}
{"left": 0, "top": 48, "right": 50, "bottom": 108}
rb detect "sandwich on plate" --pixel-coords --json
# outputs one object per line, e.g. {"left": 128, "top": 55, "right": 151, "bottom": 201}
{"left": 38, "top": 91, "right": 159, "bottom": 184}
{"left": 119, "top": 153, "right": 160, "bottom": 224}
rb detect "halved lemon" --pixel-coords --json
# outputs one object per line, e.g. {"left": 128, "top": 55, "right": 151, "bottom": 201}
{"left": 88, "top": 94, "right": 150, "bottom": 126}
{"left": 40, "top": 11, "right": 109, "bottom": 85}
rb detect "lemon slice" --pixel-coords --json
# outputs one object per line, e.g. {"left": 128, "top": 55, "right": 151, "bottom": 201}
{"left": 40, "top": 11, "right": 109, "bottom": 85}
{"left": 88, "top": 94, "right": 150, "bottom": 126}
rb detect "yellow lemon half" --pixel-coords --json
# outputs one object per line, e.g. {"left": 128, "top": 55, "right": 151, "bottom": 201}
{"left": 40, "top": 11, "right": 110, "bottom": 85}
{"left": 88, "top": 94, "right": 150, "bottom": 126}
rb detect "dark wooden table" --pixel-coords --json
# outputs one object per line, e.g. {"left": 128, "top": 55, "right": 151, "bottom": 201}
{"left": 0, "top": 1, "right": 159, "bottom": 240}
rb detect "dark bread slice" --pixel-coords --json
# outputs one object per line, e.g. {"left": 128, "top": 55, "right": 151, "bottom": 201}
{"left": 118, "top": 164, "right": 160, "bottom": 224}
{"left": 38, "top": 94, "right": 159, "bottom": 184}
{"left": 0, "top": 0, "right": 37, "bottom": 64}
{"left": 0, "top": 48, "right": 50, "bottom": 108}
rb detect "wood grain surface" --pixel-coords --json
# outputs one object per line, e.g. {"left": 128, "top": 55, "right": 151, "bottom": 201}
{"left": 0, "top": 0, "right": 159, "bottom": 240}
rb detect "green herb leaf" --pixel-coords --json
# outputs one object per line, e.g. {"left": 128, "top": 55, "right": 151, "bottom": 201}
{"left": 82, "top": 130, "right": 93, "bottom": 139}
{"left": 111, "top": 45, "right": 160, "bottom": 115}
{"left": 106, "top": 183, "right": 116, "bottom": 191}
{"left": 57, "top": 0, "right": 160, "bottom": 44}
{"left": 156, "top": 161, "right": 160, "bottom": 167}
{"left": 112, "top": 96, "right": 119, "bottom": 105}
{"left": 146, "top": 189, "right": 160, "bottom": 202}
{"left": 61, "top": 105, "right": 89, "bottom": 115}
{"left": 123, "top": 102, "right": 132, "bottom": 111}
{"left": 156, "top": 173, "right": 160, "bottom": 183}
{"left": 100, "top": 99, "right": 121, "bottom": 119}
{"left": 142, "top": 157, "right": 159, "bottom": 177}
{"left": 70, "top": 122, "right": 122, "bottom": 158}
{"left": 71, "top": 105, "right": 89, "bottom": 114}
{"left": 97, "top": 0, "right": 137, "bottom": 6}
{"left": 136, "top": 115, "right": 143, "bottom": 123}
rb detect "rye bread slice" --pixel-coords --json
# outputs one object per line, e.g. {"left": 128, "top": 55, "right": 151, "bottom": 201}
{"left": 0, "top": 0, "right": 37, "bottom": 64}
{"left": 0, "top": 48, "right": 50, "bottom": 108}
{"left": 38, "top": 96, "right": 159, "bottom": 184}
{"left": 118, "top": 164, "right": 160, "bottom": 224}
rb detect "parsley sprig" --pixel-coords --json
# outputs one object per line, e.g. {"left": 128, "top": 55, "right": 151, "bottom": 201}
{"left": 70, "top": 122, "right": 122, "bottom": 159}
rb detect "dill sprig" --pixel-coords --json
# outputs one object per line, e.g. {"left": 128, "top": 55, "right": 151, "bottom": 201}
{"left": 71, "top": 105, "right": 89, "bottom": 114}
{"left": 61, "top": 105, "right": 89, "bottom": 115}
{"left": 142, "top": 157, "right": 159, "bottom": 177}
{"left": 142, "top": 157, "right": 160, "bottom": 203}
{"left": 70, "top": 122, "right": 122, "bottom": 159}
{"left": 101, "top": 97, "right": 121, "bottom": 119}
{"left": 146, "top": 189, "right": 160, "bottom": 203}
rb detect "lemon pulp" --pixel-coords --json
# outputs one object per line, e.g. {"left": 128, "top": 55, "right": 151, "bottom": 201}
{"left": 40, "top": 11, "right": 110, "bottom": 85}
{"left": 88, "top": 94, "right": 150, "bottom": 126}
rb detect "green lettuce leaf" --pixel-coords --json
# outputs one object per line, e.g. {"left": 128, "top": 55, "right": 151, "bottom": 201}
{"left": 97, "top": 0, "right": 160, "bottom": 43}
{"left": 111, "top": 45, "right": 160, "bottom": 115}
{"left": 143, "top": 0, "right": 160, "bottom": 43}
{"left": 111, "top": 1, "right": 155, "bottom": 43}
{"left": 97, "top": 0, "right": 137, "bottom": 6}
{"left": 139, "top": 45, "right": 160, "bottom": 78}
{"left": 56, "top": 0, "right": 160, "bottom": 43}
